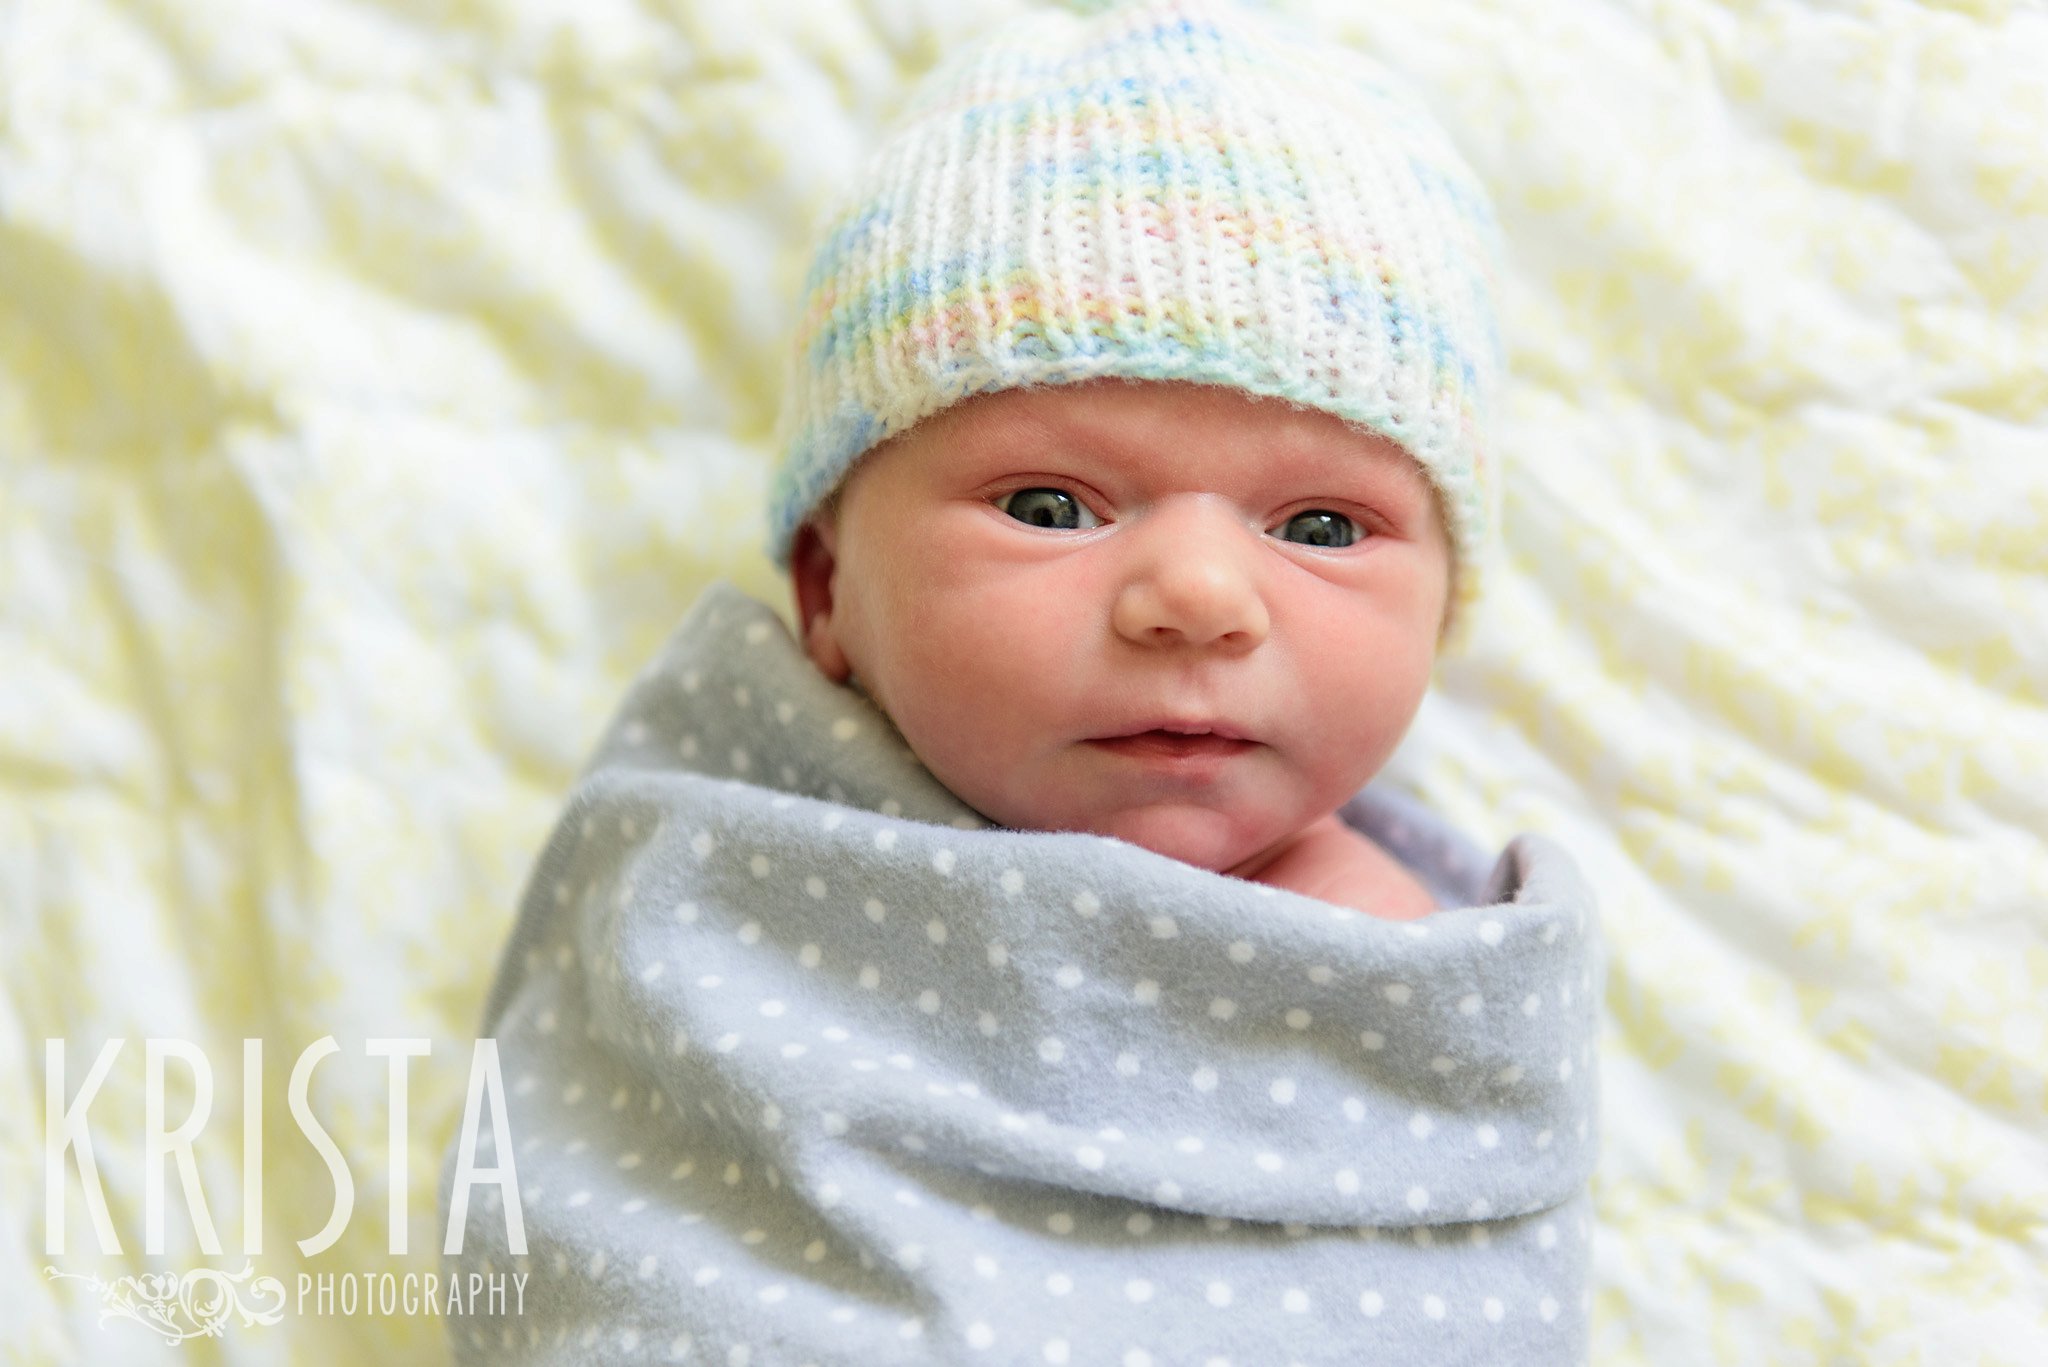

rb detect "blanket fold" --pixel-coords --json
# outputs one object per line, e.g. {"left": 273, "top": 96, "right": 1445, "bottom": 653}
{"left": 443, "top": 580, "right": 1603, "bottom": 1365}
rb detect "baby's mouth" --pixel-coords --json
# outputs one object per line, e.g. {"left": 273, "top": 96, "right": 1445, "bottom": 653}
{"left": 1084, "top": 726, "right": 1260, "bottom": 762}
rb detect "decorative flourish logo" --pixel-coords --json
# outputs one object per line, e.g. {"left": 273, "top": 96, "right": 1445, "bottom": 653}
{"left": 44, "top": 1263, "right": 287, "bottom": 1344}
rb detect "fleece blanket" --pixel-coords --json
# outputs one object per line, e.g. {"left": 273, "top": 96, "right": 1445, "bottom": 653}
{"left": 441, "top": 581, "right": 1603, "bottom": 1364}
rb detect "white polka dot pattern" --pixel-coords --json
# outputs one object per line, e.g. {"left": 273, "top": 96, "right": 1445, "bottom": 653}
{"left": 444, "top": 584, "right": 1603, "bottom": 1363}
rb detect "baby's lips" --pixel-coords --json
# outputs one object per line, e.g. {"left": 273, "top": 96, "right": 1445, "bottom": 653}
{"left": 1092, "top": 717, "right": 1256, "bottom": 742}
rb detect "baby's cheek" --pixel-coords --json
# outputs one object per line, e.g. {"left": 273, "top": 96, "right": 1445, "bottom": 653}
{"left": 882, "top": 642, "right": 1026, "bottom": 789}
{"left": 1296, "top": 675, "right": 1421, "bottom": 797}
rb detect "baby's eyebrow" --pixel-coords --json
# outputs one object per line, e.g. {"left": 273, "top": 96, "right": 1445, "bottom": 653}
{"left": 958, "top": 400, "right": 1430, "bottom": 513}
{"left": 972, "top": 403, "right": 1103, "bottom": 458}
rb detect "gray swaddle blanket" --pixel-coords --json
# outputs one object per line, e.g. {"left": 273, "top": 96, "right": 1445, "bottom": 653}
{"left": 442, "top": 580, "right": 1603, "bottom": 1365}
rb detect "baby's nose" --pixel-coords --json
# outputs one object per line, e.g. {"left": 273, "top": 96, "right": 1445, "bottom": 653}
{"left": 1111, "top": 499, "right": 1271, "bottom": 651}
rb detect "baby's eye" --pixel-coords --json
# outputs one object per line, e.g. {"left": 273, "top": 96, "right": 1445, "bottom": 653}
{"left": 997, "top": 487, "right": 1101, "bottom": 531}
{"left": 1270, "top": 509, "right": 1366, "bottom": 548}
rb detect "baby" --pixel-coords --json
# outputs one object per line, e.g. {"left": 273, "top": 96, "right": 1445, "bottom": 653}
{"left": 763, "top": 0, "right": 1506, "bottom": 923}
{"left": 782, "top": 378, "right": 1452, "bottom": 921}
{"left": 443, "top": 3, "right": 1603, "bottom": 1363}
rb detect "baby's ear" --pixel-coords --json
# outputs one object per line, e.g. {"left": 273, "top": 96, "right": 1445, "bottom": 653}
{"left": 789, "top": 518, "right": 853, "bottom": 683}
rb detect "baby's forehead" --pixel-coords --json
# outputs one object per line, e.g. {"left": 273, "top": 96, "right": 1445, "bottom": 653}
{"left": 919, "top": 380, "right": 1432, "bottom": 489}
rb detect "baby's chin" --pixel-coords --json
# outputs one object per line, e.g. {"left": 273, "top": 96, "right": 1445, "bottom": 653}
{"left": 998, "top": 798, "right": 1288, "bottom": 878}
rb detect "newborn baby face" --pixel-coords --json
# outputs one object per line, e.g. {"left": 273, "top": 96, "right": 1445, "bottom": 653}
{"left": 788, "top": 379, "right": 1451, "bottom": 881}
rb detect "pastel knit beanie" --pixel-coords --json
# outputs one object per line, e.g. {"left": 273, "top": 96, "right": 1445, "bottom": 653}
{"left": 766, "top": 0, "right": 1507, "bottom": 650}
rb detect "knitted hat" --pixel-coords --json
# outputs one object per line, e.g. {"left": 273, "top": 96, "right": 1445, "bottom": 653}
{"left": 766, "top": 0, "right": 1507, "bottom": 650}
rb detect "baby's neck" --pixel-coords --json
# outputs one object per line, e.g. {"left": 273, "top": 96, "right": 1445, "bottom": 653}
{"left": 1233, "top": 814, "right": 1438, "bottom": 921}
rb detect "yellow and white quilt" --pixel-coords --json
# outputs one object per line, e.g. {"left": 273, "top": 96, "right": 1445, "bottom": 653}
{"left": 3, "top": 0, "right": 2043, "bottom": 1362}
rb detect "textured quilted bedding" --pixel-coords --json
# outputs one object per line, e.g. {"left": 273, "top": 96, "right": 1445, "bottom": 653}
{"left": 5, "top": 1, "right": 2044, "bottom": 1363}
